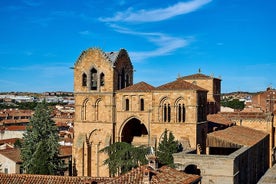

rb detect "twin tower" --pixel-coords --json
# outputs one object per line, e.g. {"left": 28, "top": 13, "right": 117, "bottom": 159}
{"left": 72, "top": 48, "right": 221, "bottom": 177}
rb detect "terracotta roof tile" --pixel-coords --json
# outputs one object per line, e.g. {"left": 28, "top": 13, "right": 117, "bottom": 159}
{"left": 181, "top": 73, "right": 219, "bottom": 80}
{"left": 156, "top": 79, "right": 207, "bottom": 91}
{"left": 0, "top": 148, "right": 22, "bottom": 163}
{"left": 0, "top": 174, "right": 111, "bottom": 184}
{"left": 207, "top": 114, "right": 234, "bottom": 126}
{"left": 118, "top": 81, "right": 155, "bottom": 92}
{"left": 59, "top": 146, "right": 72, "bottom": 157}
{"left": 207, "top": 126, "right": 268, "bottom": 147}
{"left": 103, "top": 165, "right": 201, "bottom": 184}
{"left": 219, "top": 112, "right": 268, "bottom": 119}
{"left": 0, "top": 138, "right": 22, "bottom": 145}
{"left": 5, "top": 126, "right": 27, "bottom": 131}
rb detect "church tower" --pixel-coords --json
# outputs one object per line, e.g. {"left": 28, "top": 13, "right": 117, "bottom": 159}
{"left": 72, "top": 48, "right": 133, "bottom": 177}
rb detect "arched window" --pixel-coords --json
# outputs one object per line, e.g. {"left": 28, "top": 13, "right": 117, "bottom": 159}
{"left": 125, "top": 99, "right": 130, "bottom": 111}
{"left": 177, "top": 104, "right": 186, "bottom": 122}
{"left": 100, "top": 73, "right": 105, "bottom": 86}
{"left": 162, "top": 103, "right": 171, "bottom": 122}
{"left": 121, "top": 68, "right": 125, "bottom": 89}
{"left": 140, "top": 98, "right": 144, "bottom": 111}
{"left": 126, "top": 74, "right": 129, "bottom": 87}
{"left": 90, "top": 68, "right": 97, "bottom": 90}
{"left": 82, "top": 73, "right": 87, "bottom": 86}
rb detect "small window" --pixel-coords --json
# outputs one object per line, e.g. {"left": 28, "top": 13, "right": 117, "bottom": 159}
{"left": 82, "top": 73, "right": 87, "bottom": 86}
{"left": 91, "top": 68, "right": 97, "bottom": 90}
{"left": 140, "top": 98, "right": 144, "bottom": 111}
{"left": 125, "top": 99, "right": 129, "bottom": 111}
{"left": 100, "top": 73, "right": 105, "bottom": 86}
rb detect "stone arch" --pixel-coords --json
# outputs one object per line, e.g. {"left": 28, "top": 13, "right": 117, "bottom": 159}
{"left": 81, "top": 98, "right": 89, "bottom": 120}
{"left": 184, "top": 164, "right": 201, "bottom": 175}
{"left": 95, "top": 98, "right": 104, "bottom": 121}
{"left": 82, "top": 72, "right": 87, "bottom": 87}
{"left": 159, "top": 96, "right": 171, "bottom": 122}
{"left": 85, "top": 129, "right": 110, "bottom": 177}
{"left": 175, "top": 97, "right": 186, "bottom": 123}
{"left": 119, "top": 117, "right": 148, "bottom": 145}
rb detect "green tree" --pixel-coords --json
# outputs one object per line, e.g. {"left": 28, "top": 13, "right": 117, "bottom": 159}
{"left": 21, "top": 101, "right": 61, "bottom": 175}
{"left": 157, "top": 129, "right": 182, "bottom": 167}
{"left": 100, "top": 142, "right": 148, "bottom": 176}
{"left": 221, "top": 98, "right": 245, "bottom": 110}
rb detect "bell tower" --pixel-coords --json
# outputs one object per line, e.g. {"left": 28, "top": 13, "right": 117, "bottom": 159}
{"left": 72, "top": 48, "right": 133, "bottom": 177}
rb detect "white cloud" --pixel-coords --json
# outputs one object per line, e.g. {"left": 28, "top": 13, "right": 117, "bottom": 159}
{"left": 79, "top": 30, "right": 91, "bottom": 36}
{"left": 110, "top": 25, "right": 189, "bottom": 61}
{"left": 99, "top": 0, "right": 212, "bottom": 23}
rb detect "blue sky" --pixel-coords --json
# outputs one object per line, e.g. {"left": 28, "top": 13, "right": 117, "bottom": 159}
{"left": 0, "top": 0, "right": 275, "bottom": 93}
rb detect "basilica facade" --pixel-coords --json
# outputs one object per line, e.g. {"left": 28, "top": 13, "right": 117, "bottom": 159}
{"left": 72, "top": 48, "right": 221, "bottom": 177}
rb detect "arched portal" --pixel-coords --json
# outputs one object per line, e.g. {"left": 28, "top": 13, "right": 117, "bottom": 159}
{"left": 184, "top": 164, "right": 201, "bottom": 175}
{"left": 121, "top": 118, "right": 148, "bottom": 144}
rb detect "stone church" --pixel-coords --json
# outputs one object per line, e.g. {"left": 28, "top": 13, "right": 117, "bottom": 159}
{"left": 72, "top": 48, "right": 221, "bottom": 177}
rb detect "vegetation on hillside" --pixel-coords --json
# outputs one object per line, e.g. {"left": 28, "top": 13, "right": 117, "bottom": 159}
{"left": 221, "top": 97, "right": 245, "bottom": 110}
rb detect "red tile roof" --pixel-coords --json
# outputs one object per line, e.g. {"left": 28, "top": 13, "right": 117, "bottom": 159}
{"left": 0, "top": 165, "right": 201, "bottom": 184}
{"left": 0, "top": 148, "right": 22, "bottom": 163}
{"left": 219, "top": 112, "right": 268, "bottom": 119}
{"left": 207, "top": 126, "right": 268, "bottom": 148}
{"left": 59, "top": 146, "right": 72, "bottom": 157}
{"left": 207, "top": 114, "right": 234, "bottom": 126}
{"left": 118, "top": 81, "right": 155, "bottom": 92}
{"left": 0, "top": 138, "right": 21, "bottom": 145}
{"left": 4, "top": 126, "right": 27, "bottom": 131}
{"left": 181, "top": 73, "right": 220, "bottom": 80}
{"left": 0, "top": 174, "right": 111, "bottom": 184}
{"left": 103, "top": 165, "right": 201, "bottom": 184}
{"left": 156, "top": 79, "right": 207, "bottom": 91}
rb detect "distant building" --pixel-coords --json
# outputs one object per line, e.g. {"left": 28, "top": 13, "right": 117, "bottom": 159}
{"left": 0, "top": 148, "right": 22, "bottom": 174}
{"left": 251, "top": 87, "right": 276, "bottom": 113}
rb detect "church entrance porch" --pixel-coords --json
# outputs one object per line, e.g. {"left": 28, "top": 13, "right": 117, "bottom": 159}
{"left": 121, "top": 118, "right": 149, "bottom": 146}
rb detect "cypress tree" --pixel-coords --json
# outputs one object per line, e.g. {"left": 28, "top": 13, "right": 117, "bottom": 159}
{"left": 21, "top": 101, "right": 61, "bottom": 175}
{"left": 157, "top": 129, "right": 182, "bottom": 167}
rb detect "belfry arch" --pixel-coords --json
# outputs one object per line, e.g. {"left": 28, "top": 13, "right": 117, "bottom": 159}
{"left": 120, "top": 118, "right": 148, "bottom": 145}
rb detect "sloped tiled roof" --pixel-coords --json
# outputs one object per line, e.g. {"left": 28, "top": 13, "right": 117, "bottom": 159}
{"left": 0, "top": 138, "right": 21, "bottom": 145}
{"left": 4, "top": 125, "right": 27, "bottom": 131}
{"left": 156, "top": 79, "right": 207, "bottom": 91}
{"left": 207, "top": 114, "right": 234, "bottom": 126}
{"left": 118, "top": 81, "right": 155, "bottom": 92}
{"left": 103, "top": 165, "right": 201, "bottom": 184}
{"left": 59, "top": 145, "right": 72, "bottom": 157}
{"left": 151, "top": 166, "right": 201, "bottom": 184}
{"left": 181, "top": 73, "right": 219, "bottom": 80}
{"left": 0, "top": 148, "right": 22, "bottom": 163}
{"left": 0, "top": 165, "right": 200, "bottom": 184}
{"left": 207, "top": 126, "right": 268, "bottom": 148}
{"left": 0, "top": 174, "right": 111, "bottom": 184}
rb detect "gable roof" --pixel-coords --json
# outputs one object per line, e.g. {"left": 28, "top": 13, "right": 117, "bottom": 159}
{"left": 156, "top": 79, "right": 207, "bottom": 91}
{"left": 207, "top": 126, "right": 268, "bottom": 148}
{"left": 118, "top": 81, "right": 155, "bottom": 92}
{"left": 0, "top": 148, "right": 22, "bottom": 164}
{"left": 181, "top": 73, "right": 220, "bottom": 80}
{"left": 207, "top": 114, "right": 234, "bottom": 127}
{"left": 74, "top": 48, "right": 131, "bottom": 67}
